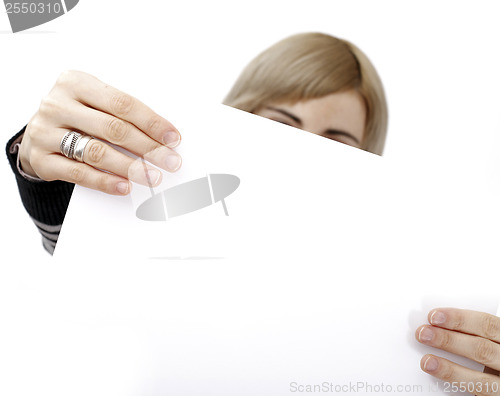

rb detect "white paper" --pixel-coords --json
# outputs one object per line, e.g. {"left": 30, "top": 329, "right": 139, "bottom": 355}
{"left": 50, "top": 104, "right": 500, "bottom": 395}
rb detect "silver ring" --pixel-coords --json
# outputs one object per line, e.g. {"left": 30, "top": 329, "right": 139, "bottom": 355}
{"left": 59, "top": 131, "right": 71, "bottom": 154}
{"left": 73, "top": 135, "right": 94, "bottom": 163}
{"left": 60, "top": 131, "right": 82, "bottom": 159}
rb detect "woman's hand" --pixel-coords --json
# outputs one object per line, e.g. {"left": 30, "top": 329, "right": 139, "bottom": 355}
{"left": 416, "top": 308, "right": 500, "bottom": 395}
{"left": 19, "top": 70, "right": 182, "bottom": 195}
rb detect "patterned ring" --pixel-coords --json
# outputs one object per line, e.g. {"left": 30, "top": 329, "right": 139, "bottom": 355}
{"left": 60, "top": 131, "right": 82, "bottom": 159}
{"left": 59, "top": 131, "right": 72, "bottom": 155}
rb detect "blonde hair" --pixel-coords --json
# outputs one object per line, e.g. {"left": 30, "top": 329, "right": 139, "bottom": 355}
{"left": 223, "top": 32, "right": 388, "bottom": 155}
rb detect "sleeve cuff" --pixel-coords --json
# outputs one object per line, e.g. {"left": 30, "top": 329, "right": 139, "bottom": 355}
{"left": 7, "top": 126, "right": 45, "bottom": 182}
{"left": 6, "top": 126, "right": 75, "bottom": 226}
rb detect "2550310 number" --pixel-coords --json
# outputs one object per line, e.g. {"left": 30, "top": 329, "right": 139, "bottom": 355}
{"left": 5, "top": 2, "right": 62, "bottom": 14}
{"left": 443, "top": 381, "right": 499, "bottom": 393}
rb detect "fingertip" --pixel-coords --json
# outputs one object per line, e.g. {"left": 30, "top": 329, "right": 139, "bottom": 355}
{"left": 429, "top": 309, "right": 447, "bottom": 326}
{"left": 421, "top": 354, "right": 439, "bottom": 372}
{"left": 165, "top": 153, "right": 182, "bottom": 172}
{"left": 162, "top": 130, "right": 181, "bottom": 148}
{"left": 146, "top": 168, "right": 162, "bottom": 186}
{"left": 116, "top": 181, "right": 131, "bottom": 195}
{"left": 416, "top": 325, "right": 435, "bottom": 343}
{"left": 420, "top": 354, "right": 430, "bottom": 370}
{"left": 428, "top": 308, "right": 450, "bottom": 327}
{"left": 415, "top": 325, "right": 425, "bottom": 341}
{"left": 427, "top": 308, "right": 438, "bottom": 323}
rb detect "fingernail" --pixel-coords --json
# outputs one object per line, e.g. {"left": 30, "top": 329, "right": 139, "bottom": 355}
{"left": 430, "top": 310, "right": 446, "bottom": 325}
{"left": 418, "top": 327, "right": 434, "bottom": 342}
{"left": 163, "top": 131, "right": 180, "bottom": 147}
{"left": 116, "top": 181, "right": 129, "bottom": 194}
{"left": 423, "top": 356, "right": 439, "bottom": 372}
{"left": 147, "top": 169, "right": 161, "bottom": 186}
{"left": 165, "top": 154, "right": 182, "bottom": 172}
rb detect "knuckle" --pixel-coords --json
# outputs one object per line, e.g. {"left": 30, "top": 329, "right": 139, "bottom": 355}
{"left": 106, "top": 118, "right": 128, "bottom": 144}
{"left": 38, "top": 96, "right": 60, "bottom": 115}
{"left": 439, "top": 331, "right": 454, "bottom": 349}
{"left": 474, "top": 339, "right": 497, "bottom": 364}
{"left": 56, "top": 70, "right": 77, "bottom": 87}
{"left": 55, "top": 70, "right": 89, "bottom": 93}
{"left": 109, "top": 92, "right": 134, "bottom": 116}
{"left": 69, "top": 165, "right": 85, "bottom": 184}
{"left": 146, "top": 115, "right": 165, "bottom": 134}
{"left": 451, "top": 312, "right": 466, "bottom": 331}
{"left": 26, "top": 118, "right": 45, "bottom": 141}
{"left": 439, "top": 363, "right": 455, "bottom": 382}
{"left": 96, "top": 174, "right": 110, "bottom": 192}
{"left": 87, "top": 141, "right": 107, "bottom": 165}
{"left": 481, "top": 315, "right": 500, "bottom": 339}
{"left": 56, "top": 70, "right": 72, "bottom": 86}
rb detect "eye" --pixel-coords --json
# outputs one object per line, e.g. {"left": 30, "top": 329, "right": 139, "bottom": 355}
{"left": 324, "top": 135, "right": 356, "bottom": 147}
{"left": 322, "top": 130, "right": 360, "bottom": 147}
{"left": 270, "top": 118, "right": 293, "bottom": 127}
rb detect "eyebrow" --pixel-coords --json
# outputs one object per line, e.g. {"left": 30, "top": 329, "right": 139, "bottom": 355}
{"left": 266, "top": 106, "right": 360, "bottom": 144}
{"left": 267, "top": 107, "right": 302, "bottom": 125}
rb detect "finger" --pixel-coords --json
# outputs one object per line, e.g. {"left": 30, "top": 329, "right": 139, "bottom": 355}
{"left": 420, "top": 354, "right": 500, "bottom": 396}
{"left": 47, "top": 129, "right": 163, "bottom": 186}
{"left": 81, "top": 139, "right": 163, "bottom": 187}
{"left": 37, "top": 154, "right": 131, "bottom": 195}
{"left": 57, "top": 104, "right": 182, "bottom": 173}
{"left": 416, "top": 325, "right": 500, "bottom": 371}
{"left": 66, "top": 72, "right": 181, "bottom": 146}
{"left": 428, "top": 308, "right": 500, "bottom": 343}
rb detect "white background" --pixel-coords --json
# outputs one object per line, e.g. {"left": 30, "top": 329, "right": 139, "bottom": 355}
{"left": 1, "top": 1, "right": 500, "bottom": 395}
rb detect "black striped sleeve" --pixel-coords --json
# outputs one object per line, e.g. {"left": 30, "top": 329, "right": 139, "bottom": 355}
{"left": 6, "top": 126, "right": 74, "bottom": 255}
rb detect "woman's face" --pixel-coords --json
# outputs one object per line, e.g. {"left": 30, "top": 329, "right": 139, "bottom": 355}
{"left": 254, "top": 89, "right": 366, "bottom": 149}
